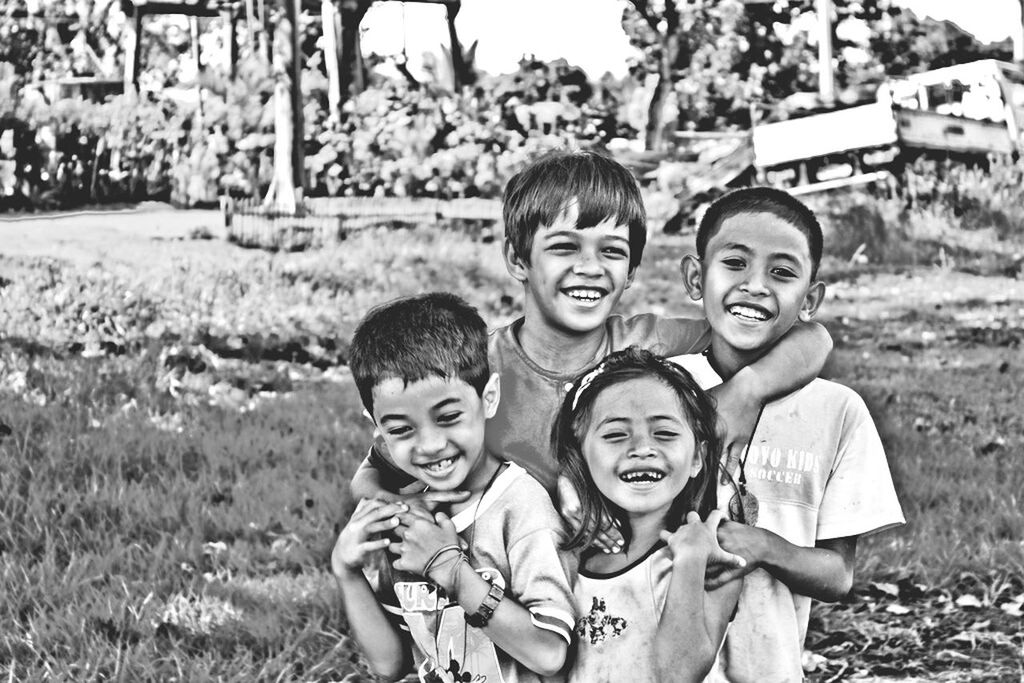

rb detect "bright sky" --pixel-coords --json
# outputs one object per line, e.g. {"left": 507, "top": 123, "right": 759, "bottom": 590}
{"left": 360, "top": 0, "right": 1022, "bottom": 79}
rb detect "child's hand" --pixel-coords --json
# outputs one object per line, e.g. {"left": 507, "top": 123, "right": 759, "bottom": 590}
{"left": 660, "top": 510, "right": 747, "bottom": 570}
{"left": 371, "top": 488, "right": 472, "bottom": 511}
{"left": 558, "top": 474, "right": 624, "bottom": 554}
{"left": 331, "top": 498, "right": 406, "bottom": 576}
{"left": 706, "top": 382, "right": 761, "bottom": 485}
{"left": 705, "top": 520, "right": 765, "bottom": 589}
{"left": 390, "top": 510, "right": 461, "bottom": 577}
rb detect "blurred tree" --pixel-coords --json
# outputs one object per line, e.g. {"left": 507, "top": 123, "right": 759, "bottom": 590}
{"left": 621, "top": 0, "right": 752, "bottom": 149}
{"left": 622, "top": 0, "right": 1007, "bottom": 143}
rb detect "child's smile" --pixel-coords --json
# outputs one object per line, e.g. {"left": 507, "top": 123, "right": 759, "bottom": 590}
{"left": 582, "top": 376, "right": 701, "bottom": 520}
{"left": 698, "top": 212, "right": 818, "bottom": 358}
{"left": 514, "top": 203, "right": 634, "bottom": 336}
{"left": 371, "top": 374, "right": 500, "bottom": 492}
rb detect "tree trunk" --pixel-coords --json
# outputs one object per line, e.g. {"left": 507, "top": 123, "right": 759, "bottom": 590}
{"left": 1015, "top": 0, "right": 1024, "bottom": 62}
{"left": 645, "top": 2, "right": 680, "bottom": 152}
{"left": 322, "top": 0, "right": 343, "bottom": 119}
{"left": 338, "top": 0, "right": 372, "bottom": 106}
{"left": 263, "top": 0, "right": 301, "bottom": 212}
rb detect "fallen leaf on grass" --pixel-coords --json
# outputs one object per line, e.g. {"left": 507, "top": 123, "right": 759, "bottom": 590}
{"left": 998, "top": 601, "right": 1022, "bottom": 617}
{"left": 871, "top": 581, "right": 900, "bottom": 597}
{"left": 934, "top": 649, "right": 972, "bottom": 662}
{"left": 955, "top": 594, "right": 983, "bottom": 608}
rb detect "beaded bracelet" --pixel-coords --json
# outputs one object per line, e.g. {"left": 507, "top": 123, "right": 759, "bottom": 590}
{"left": 422, "top": 544, "right": 462, "bottom": 577}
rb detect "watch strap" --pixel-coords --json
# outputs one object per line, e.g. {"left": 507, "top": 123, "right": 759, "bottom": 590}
{"left": 465, "top": 580, "right": 504, "bottom": 628}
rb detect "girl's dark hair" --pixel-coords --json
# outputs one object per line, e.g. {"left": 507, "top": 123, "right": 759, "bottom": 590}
{"left": 552, "top": 346, "right": 721, "bottom": 552}
{"left": 503, "top": 149, "right": 647, "bottom": 271}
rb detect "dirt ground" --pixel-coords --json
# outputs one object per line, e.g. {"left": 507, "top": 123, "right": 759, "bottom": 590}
{"left": 0, "top": 204, "right": 227, "bottom": 269}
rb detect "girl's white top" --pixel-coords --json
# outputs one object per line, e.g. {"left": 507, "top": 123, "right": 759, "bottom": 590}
{"left": 570, "top": 542, "right": 728, "bottom": 683}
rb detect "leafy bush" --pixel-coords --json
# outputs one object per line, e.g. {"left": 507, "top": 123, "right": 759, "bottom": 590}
{"left": 1, "top": 56, "right": 628, "bottom": 211}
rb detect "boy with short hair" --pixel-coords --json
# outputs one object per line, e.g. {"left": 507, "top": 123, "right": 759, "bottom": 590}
{"left": 332, "top": 292, "right": 576, "bottom": 683}
{"left": 352, "top": 150, "right": 833, "bottom": 527}
{"left": 675, "top": 187, "right": 905, "bottom": 682}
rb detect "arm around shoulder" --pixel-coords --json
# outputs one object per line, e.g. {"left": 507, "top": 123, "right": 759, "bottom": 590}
{"left": 737, "top": 319, "right": 833, "bottom": 403}
{"left": 714, "top": 521, "right": 857, "bottom": 602}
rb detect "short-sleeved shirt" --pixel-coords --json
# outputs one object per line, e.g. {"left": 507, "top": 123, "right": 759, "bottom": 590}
{"left": 672, "top": 353, "right": 906, "bottom": 683}
{"left": 365, "top": 462, "right": 577, "bottom": 683}
{"left": 369, "top": 314, "right": 711, "bottom": 494}
{"left": 570, "top": 542, "right": 729, "bottom": 683}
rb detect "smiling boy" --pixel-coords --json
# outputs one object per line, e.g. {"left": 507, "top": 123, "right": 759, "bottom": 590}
{"left": 332, "top": 292, "right": 575, "bottom": 683}
{"left": 674, "top": 187, "right": 905, "bottom": 682}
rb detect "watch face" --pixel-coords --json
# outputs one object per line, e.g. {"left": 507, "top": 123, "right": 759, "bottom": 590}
{"left": 465, "top": 582, "right": 504, "bottom": 628}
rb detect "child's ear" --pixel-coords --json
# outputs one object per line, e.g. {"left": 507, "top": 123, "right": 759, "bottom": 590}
{"left": 799, "top": 280, "right": 827, "bottom": 322}
{"left": 690, "top": 442, "right": 705, "bottom": 478}
{"left": 680, "top": 254, "right": 704, "bottom": 302}
{"left": 482, "top": 373, "right": 501, "bottom": 419}
{"left": 625, "top": 266, "right": 637, "bottom": 290}
{"left": 503, "top": 239, "right": 529, "bottom": 284}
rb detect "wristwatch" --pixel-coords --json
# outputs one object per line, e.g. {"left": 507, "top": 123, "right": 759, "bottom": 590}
{"left": 465, "top": 580, "right": 505, "bottom": 628}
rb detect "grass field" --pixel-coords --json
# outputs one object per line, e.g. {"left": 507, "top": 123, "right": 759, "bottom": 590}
{"left": 1, "top": 206, "right": 1023, "bottom": 681}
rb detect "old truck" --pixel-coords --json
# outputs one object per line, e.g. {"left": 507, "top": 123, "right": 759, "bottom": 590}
{"left": 670, "top": 59, "right": 1024, "bottom": 202}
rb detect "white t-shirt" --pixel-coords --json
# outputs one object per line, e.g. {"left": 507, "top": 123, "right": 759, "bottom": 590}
{"left": 570, "top": 542, "right": 728, "bottom": 683}
{"left": 366, "top": 462, "right": 576, "bottom": 683}
{"left": 672, "top": 353, "right": 905, "bottom": 683}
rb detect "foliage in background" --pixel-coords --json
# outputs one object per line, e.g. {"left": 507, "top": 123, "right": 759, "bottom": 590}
{"left": 0, "top": 54, "right": 627, "bottom": 210}
{"left": 814, "top": 156, "right": 1024, "bottom": 271}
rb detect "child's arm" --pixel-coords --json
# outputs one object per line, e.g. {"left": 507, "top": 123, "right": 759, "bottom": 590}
{"left": 394, "top": 509, "right": 569, "bottom": 677}
{"left": 707, "top": 521, "right": 857, "bottom": 602}
{"left": 710, "top": 320, "right": 832, "bottom": 479}
{"left": 331, "top": 499, "right": 414, "bottom": 680}
{"left": 655, "top": 511, "right": 744, "bottom": 683}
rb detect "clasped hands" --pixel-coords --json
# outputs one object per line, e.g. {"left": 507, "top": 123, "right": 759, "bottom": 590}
{"left": 332, "top": 490, "right": 471, "bottom": 585}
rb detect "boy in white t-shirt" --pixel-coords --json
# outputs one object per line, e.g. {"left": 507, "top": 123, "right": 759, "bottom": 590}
{"left": 673, "top": 187, "right": 905, "bottom": 682}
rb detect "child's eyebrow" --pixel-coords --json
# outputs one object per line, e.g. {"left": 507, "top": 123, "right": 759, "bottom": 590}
{"left": 720, "top": 242, "right": 803, "bottom": 262}
{"left": 429, "top": 397, "right": 462, "bottom": 411}
{"left": 378, "top": 397, "right": 461, "bottom": 423}
{"left": 719, "top": 242, "right": 754, "bottom": 254}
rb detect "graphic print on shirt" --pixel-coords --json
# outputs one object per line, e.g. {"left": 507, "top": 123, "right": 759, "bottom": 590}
{"left": 576, "top": 596, "right": 628, "bottom": 645}
{"left": 743, "top": 443, "right": 819, "bottom": 487}
{"left": 395, "top": 567, "right": 506, "bottom": 683}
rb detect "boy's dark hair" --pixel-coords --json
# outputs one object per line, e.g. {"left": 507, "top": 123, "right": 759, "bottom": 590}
{"left": 349, "top": 292, "right": 490, "bottom": 415}
{"left": 503, "top": 149, "right": 647, "bottom": 271}
{"left": 552, "top": 346, "right": 721, "bottom": 552}
{"left": 696, "top": 186, "right": 823, "bottom": 279}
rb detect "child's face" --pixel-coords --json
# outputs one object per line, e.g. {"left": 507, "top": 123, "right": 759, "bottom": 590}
{"left": 505, "top": 202, "right": 634, "bottom": 335}
{"left": 581, "top": 377, "right": 702, "bottom": 520}
{"left": 371, "top": 374, "right": 499, "bottom": 492}
{"left": 687, "top": 211, "right": 824, "bottom": 357}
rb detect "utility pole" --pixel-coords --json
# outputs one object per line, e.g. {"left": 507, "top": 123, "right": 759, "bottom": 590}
{"left": 1015, "top": 0, "right": 1024, "bottom": 62}
{"left": 817, "top": 0, "right": 835, "bottom": 106}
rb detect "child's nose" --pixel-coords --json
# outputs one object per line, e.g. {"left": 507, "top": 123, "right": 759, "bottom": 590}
{"left": 571, "top": 250, "right": 602, "bottom": 276}
{"left": 740, "top": 270, "right": 770, "bottom": 294}
{"left": 627, "top": 436, "right": 657, "bottom": 458}
{"left": 415, "top": 425, "right": 446, "bottom": 454}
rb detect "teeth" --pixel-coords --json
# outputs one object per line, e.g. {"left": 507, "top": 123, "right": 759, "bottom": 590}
{"left": 422, "top": 456, "right": 456, "bottom": 473}
{"left": 565, "top": 288, "right": 603, "bottom": 302}
{"left": 620, "top": 470, "right": 665, "bottom": 483}
{"left": 730, "top": 304, "right": 770, "bottom": 321}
